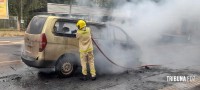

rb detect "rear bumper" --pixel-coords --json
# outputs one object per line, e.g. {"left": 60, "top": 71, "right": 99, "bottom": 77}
{"left": 21, "top": 55, "right": 55, "bottom": 68}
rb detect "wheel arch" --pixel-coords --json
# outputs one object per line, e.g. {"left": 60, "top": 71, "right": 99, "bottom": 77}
{"left": 55, "top": 53, "right": 80, "bottom": 67}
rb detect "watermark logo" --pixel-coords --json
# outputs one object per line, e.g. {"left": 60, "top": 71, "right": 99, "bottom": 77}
{"left": 167, "top": 76, "right": 196, "bottom": 82}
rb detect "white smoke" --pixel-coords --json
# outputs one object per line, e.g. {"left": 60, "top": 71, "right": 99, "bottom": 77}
{"left": 112, "top": 0, "right": 199, "bottom": 44}
{"left": 74, "top": 0, "right": 200, "bottom": 74}
{"left": 75, "top": 0, "right": 91, "bottom": 6}
{"left": 110, "top": 0, "right": 200, "bottom": 69}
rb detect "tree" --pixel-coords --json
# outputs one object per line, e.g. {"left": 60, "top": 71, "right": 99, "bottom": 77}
{"left": 8, "top": 0, "right": 115, "bottom": 31}
{"left": 8, "top": 0, "right": 47, "bottom": 31}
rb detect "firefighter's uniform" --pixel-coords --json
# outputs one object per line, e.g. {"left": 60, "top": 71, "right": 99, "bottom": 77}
{"left": 76, "top": 20, "right": 96, "bottom": 78}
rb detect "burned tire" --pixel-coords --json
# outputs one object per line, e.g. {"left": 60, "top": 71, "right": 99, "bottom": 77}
{"left": 55, "top": 54, "right": 77, "bottom": 78}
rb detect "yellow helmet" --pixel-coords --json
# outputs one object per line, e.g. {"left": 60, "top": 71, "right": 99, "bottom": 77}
{"left": 76, "top": 20, "right": 86, "bottom": 30}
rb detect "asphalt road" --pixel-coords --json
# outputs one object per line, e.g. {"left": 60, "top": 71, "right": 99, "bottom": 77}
{"left": 0, "top": 37, "right": 200, "bottom": 90}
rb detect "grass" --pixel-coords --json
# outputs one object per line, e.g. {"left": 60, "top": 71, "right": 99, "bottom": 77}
{"left": 0, "top": 30, "right": 25, "bottom": 37}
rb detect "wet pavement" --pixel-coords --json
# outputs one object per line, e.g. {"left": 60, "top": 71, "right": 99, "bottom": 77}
{"left": 0, "top": 37, "right": 200, "bottom": 90}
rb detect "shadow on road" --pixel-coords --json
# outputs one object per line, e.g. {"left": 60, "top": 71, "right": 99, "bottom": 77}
{"left": 37, "top": 71, "right": 57, "bottom": 79}
{"left": 37, "top": 68, "right": 82, "bottom": 80}
{"left": 191, "top": 85, "right": 200, "bottom": 90}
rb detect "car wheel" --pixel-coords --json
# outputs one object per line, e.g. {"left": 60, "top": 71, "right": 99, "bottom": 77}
{"left": 55, "top": 54, "right": 77, "bottom": 78}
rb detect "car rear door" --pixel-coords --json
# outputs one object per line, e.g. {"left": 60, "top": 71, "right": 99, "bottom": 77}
{"left": 24, "top": 16, "right": 47, "bottom": 58}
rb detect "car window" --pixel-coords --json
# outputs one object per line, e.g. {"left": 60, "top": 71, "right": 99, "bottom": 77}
{"left": 90, "top": 25, "right": 105, "bottom": 39}
{"left": 114, "top": 27, "right": 127, "bottom": 41}
{"left": 26, "top": 17, "right": 47, "bottom": 34}
{"left": 106, "top": 25, "right": 127, "bottom": 42}
{"left": 54, "top": 21, "right": 77, "bottom": 34}
{"left": 108, "top": 27, "right": 115, "bottom": 41}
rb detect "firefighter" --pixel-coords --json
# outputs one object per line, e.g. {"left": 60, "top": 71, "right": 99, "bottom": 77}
{"left": 76, "top": 19, "right": 96, "bottom": 81}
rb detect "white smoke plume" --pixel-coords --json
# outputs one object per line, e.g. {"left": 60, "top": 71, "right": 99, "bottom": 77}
{"left": 110, "top": 0, "right": 200, "bottom": 69}
{"left": 75, "top": 0, "right": 200, "bottom": 74}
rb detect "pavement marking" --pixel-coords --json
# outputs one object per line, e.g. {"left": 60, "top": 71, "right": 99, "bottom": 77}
{"left": 0, "top": 44, "right": 13, "bottom": 45}
{"left": 160, "top": 76, "right": 200, "bottom": 90}
{"left": 0, "top": 40, "right": 23, "bottom": 45}
{"left": 12, "top": 40, "right": 24, "bottom": 44}
{"left": 0, "top": 41, "right": 11, "bottom": 43}
{"left": 0, "top": 60, "right": 22, "bottom": 64}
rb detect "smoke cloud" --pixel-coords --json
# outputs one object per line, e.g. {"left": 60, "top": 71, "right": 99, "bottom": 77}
{"left": 76, "top": 0, "right": 200, "bottom": 74}
{"left": 110, "top": 0, "right": 200, "bottom": 69}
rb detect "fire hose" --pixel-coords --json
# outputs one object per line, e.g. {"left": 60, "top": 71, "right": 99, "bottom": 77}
{"left": 69, "top": 24, "right": 160, "bottom": 69}
{"left": 92, "top": 38, "right": 161, "bottom": 70}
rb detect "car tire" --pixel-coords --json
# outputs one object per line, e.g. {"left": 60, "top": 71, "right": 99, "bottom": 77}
{"left": 55, "top": 54, "right": 77, "bottom": 78}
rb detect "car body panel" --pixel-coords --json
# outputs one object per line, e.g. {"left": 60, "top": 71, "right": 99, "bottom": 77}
{"left": 22, "top": 15, "right": 141, "bottom": 68}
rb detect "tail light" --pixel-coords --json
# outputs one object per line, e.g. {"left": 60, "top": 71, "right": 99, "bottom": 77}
{"left": 39, "top": 33, "right": 47, "bottom": 52}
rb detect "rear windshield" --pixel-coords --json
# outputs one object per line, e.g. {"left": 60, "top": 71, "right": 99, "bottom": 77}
{"left": 26, "top": 16, "right": 47, "bottom": 34}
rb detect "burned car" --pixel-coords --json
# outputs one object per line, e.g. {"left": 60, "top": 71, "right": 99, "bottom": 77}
{"left": 21, "top": 15, "right": 141, "bottom": 77}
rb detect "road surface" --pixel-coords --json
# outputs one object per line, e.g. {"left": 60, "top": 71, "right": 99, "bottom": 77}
{"left": 0, "top": 37, "right": 200, "bottom": 90}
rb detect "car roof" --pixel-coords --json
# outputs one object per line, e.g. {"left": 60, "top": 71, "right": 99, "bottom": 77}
{"left": 35, "top": 15, "right": 106, "bottom": 27}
